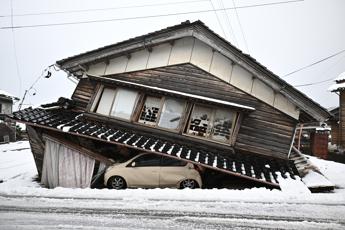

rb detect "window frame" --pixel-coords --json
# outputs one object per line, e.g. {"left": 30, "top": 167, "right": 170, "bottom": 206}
{"left": 91, "top": 85, "right": 141, "bottom": 122}
{"left": 135, "top": 95, "right": 188, "bottom": 132}
{"left": 184, "top": 103, "right": 239, "bottom": 145}
{"left": 127, "top": 154, "right": 162, "bottom": 167}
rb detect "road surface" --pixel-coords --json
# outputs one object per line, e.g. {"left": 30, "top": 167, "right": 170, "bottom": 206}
{"left": 1, "top": 193, "right": 345, "bottom": 229}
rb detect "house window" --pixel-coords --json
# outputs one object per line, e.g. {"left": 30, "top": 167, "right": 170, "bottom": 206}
{"left": 95, "top": 88, "right": 116, "bottom": 115}
{"left": 110, "top": 88, "right": 139, "bottom": 119}
{"left": 138, "top": 96, "right": 186, "bottom": 130}
{"left": 186, "top": 104, "right": 237, "bottom": 144}
{"left": 94, "top": 87, "right": 139, "bottom": 120}
{"left": 138, "top": 96, "right": 161, "bottom": 126}
{"left": 158, "top": 98, "right": 185, "bottom": 129}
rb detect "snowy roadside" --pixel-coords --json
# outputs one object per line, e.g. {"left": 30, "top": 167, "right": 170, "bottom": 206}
{"left": 1, "top": 141, "right": 345, "bottom": 204}
{"left": 1, "top": 141, "right": 345, "bottom": 229}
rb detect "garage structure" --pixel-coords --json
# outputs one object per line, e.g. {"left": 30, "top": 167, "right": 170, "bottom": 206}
{"left": 9, "top": 21, "right": 330, "bottom": 189}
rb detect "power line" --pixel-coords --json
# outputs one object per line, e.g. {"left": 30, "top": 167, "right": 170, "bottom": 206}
{"left": 283, "top": 49, "right": 345, "bottom": 78}
{"left": 0, "top": 0, "right": 208, "bottom": 17}
{"left": 294, "top": 54, "right": 345, "bottom": 87}
{"left": 0, "top": 0, "right": 304, "bottom": 30}
{"left": 219, "top": 0, "right": 239, "bottom": 46}
{"left": 17, "top": 64, "right": 73, "bottom": 110}
{"left": 232, "top": 0, "right": 249, "bottom": 53}
{"left": 209, "top": 0, "right": 228, "bottom": 39}
{"left": 10, "top": 0, "right": 22, "bottom": 97}
{"left": 293, "top": 77, "right": 334, "bottom": 87}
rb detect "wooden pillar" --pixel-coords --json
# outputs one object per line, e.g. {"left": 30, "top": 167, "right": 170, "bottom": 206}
{"left": 340, "top": 91, "right": 345, "bottom": 149}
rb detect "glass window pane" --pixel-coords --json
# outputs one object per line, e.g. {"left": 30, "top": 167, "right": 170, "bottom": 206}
{"left": 134, "top": 154, "right": 161, "bottom": 167}
{"left": 161, "top": 156, "right": 187, "bottom": 166}
{"left": 158, "top": 98, "right": 185, "bottom": 130}
{"left": 138, "top": 96, "right": 161, "bottom": 125}
{"left": 211, "top": 109, "right": 235, "bottom": 142}
{"left": 96, "top": 88, "right": 116, "bottom": 115}
{"left": 110, "top": 88, "right": 138, "bottom": 120}
{"left": 187, "top": 105, "right": 212, "bottom": 137}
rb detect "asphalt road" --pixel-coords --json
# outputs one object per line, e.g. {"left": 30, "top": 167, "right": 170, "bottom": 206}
{"left": 1, "top": 194, "right": 345, "bottom": 229}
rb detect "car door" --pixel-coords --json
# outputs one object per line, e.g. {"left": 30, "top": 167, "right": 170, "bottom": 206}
{"left": 126, "top": 154, "right": 161, "bottom": 188}
{"left": 159, "top": 156, "right": 188, "bottom": 188}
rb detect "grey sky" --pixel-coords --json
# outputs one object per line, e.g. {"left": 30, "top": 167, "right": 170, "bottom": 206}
{"left": 0, "top": 0, "right": 344, "bottom": 111}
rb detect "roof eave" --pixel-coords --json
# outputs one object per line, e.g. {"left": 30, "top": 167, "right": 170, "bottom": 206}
{"left": 56, "top": 20, "right": 330, "bottom": 122}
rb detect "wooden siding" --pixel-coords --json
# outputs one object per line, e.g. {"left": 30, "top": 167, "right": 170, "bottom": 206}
{"left": 71, "top": 78, "right": 96, "bottom": 110}
{"left": 26, "top": 126, "right": 45, "bottom": 177}
{"left": 340, "top": 91, "right": 345, "bottom": 148}
{"left": 330, "top": 121, "right": 339, "bottom": 145}
{"left": 99, "top": 64, "right": 297, "bottom": 159}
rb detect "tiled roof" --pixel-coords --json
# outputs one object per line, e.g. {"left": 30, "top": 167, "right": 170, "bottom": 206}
{"left": 9, "top": 107, "right": 299, "bottom": 187}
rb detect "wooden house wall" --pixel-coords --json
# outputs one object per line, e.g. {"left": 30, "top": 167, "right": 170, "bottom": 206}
{"left": 71, "top": 79, "right": 96, "bottom": 110}
{"left": 339, "top": 91, "right": 345, "bottom": 148}
{"left": 26, "top": 126, "right": 45, "bottom": 177}
{"left": 330, "top": 121, "right": 339, "bottom": 145}
{"left": 85, "top": 37, "right": 300, "bottom": 120}
{"left": 84, "top": 64, "right": 296, "bottom": 159}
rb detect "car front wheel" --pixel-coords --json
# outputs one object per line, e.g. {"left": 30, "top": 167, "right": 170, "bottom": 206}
{"left": 107, "top": 176, "right": 127, "bottom": 189}
{"left": 180, "top": 179, "right": 198, "bottom": 189}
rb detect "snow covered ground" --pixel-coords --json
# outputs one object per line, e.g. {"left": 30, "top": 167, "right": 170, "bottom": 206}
{"left": 1, "top": 141, "right": 345, "bottom": 229}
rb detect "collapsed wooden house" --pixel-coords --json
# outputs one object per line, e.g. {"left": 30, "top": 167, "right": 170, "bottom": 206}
{"left": 9, "top": 21, "right": 331, "bottom": 189}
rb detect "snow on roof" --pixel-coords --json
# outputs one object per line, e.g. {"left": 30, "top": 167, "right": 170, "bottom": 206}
{"left": 302, "top": 171, "right": 335, "bottom": 189}
{"left": 88, "top": 74, "right": 255, "bottom": 111}
{"left": 328, "top": 82, "right": 345, "bottom": 92}
{"left": 0, "top": 89, "right": 15, "bottom": 98}
{"left": 334, "top": 71, "right": 345, "bottom": 82}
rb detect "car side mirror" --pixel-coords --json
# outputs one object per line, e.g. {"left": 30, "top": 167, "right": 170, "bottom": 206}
{"left": 131, "top": 162, "right": 136, "bottom": 167}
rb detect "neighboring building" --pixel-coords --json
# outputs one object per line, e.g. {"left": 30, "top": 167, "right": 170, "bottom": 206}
{"left": 9, "top": 21, "right": 331, "bottom": 189}
{"left": 329, "top": 72, "right": 345, "bottom": 150}
{"left": 328, "top": 107, "right": 339, "bottom": 147}
{"left": 0, "top": 90, "right": 19, "bottom": 143}
{"left": 294, "top": 122, "right": 330, "bottom": 159}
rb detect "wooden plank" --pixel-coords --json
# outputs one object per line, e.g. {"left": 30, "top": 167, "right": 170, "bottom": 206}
{"left": 26, "top": 126, "right": 45, "bottom": 177}
{"left": 93, "top": 64, "right": 297, "bottom": 159}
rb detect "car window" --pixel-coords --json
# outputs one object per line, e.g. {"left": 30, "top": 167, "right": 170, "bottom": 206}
{"left": 133, "top": 154, "right": 161, "bottom": 167}
{"left": 161, "top": 156, "right": 187, "bottom": 167}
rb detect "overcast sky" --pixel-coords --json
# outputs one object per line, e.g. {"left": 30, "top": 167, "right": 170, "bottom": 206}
{"left": 0, "top": 0, "right": 344, "bottom": 111}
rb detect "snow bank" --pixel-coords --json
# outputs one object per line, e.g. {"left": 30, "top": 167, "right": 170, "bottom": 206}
{"left": 302, "top": 170, "right": 334, "bottom": 188}
{"left": 309, "top": 155, "right": 345, "bottom": 189}
{"left": 277, "top": 173, "right": 310, "bottom": 195}
{"left": 1, "top": 141, "right": 345, "bottom": 205}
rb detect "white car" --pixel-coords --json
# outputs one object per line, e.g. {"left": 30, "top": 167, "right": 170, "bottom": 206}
{"left": 104, "top": 153, "right": 202, "bottom": 189}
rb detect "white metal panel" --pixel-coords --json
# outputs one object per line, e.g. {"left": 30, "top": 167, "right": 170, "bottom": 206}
{"left": 251, "top": 79, "right": 275, "bottom": 105}
{"left": 209, "top": 52, "right": 232, "bottom": 82}
{"left": 168, "top": 37, "right": 194, "bottom": 65}
{"left": 126, "top": 49, "right": 150, "bottom": 72}
{"left": 274, "top": 93, "right": 299, "bottom": 119}
{"left": 147, "top": 43, "right": 172, "bottom": 69}
{"left": 190, "top": 39, "right": 213, "bottom": 72}
{"left": 88, "top": 62, "right": 106, "bottom": 76}
{"left": 230, "top": 64, "right": 253, "bottom": 93}
{"left": 105, "top": 56, "right": 128, "bottom": 75}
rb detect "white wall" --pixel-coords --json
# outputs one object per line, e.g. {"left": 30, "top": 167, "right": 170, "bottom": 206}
{"left": 86, "top": 37, "right": 300, "bottom": 120}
